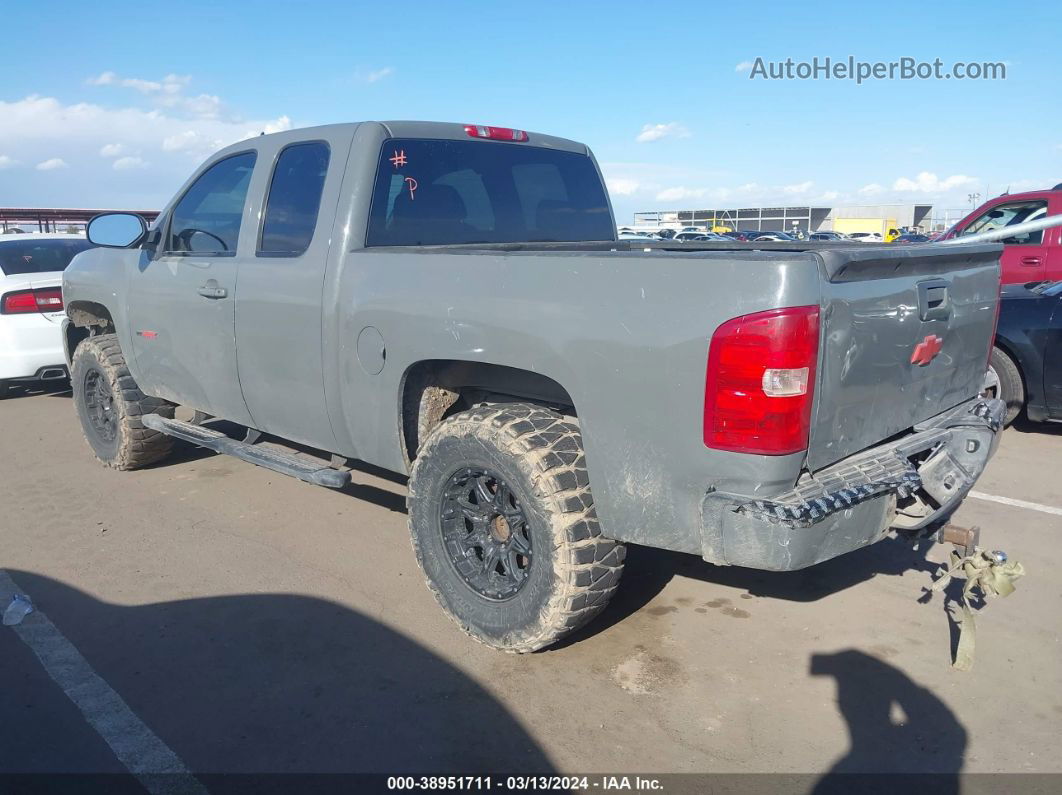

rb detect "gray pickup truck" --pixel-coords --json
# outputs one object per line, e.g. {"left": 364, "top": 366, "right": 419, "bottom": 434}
{"left": 62, "top": 121, "right": 1005, "bottom": 651}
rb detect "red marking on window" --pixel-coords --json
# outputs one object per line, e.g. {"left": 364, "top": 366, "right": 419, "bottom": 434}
{"left": 404, "top": 176, "right": 418, "bottom": 200}
{"left": 137, "top": 330, "right": 158, "bottom": 339}
{"left": 910, "top": 334, "right": 943, "bottom": 366}
{"left": 389, "top": 149, "right": 407, "bottom": 168}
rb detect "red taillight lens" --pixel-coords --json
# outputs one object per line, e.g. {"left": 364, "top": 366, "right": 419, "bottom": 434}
{"left": 463, "top": 124, "right": 529, "bottom": 142}
{"left": 704, "top": 305, "right": 820, "bottom": 455}
{"left": 1, "top": 287, "right": 64, "bottom": 314}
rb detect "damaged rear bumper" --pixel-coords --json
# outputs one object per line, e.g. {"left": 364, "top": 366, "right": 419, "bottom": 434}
{"left": 699, "top": 397, "right": 1005, "bottom": 571}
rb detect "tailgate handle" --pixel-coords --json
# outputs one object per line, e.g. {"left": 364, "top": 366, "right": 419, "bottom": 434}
{"left": 917, "top": 280, "right": 950, "bottom": 321}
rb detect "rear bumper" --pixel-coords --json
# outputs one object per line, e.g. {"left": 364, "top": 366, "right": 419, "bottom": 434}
{"left": 700, "top": 396, "right": 1005, "bottom": 571}
{"left": 0, "top": 312, "right": 67, "bottom": 380}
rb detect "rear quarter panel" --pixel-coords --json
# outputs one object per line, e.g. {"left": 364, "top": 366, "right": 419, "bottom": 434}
{"left": 329, "top": 247, "right": 822, "bottom": 554}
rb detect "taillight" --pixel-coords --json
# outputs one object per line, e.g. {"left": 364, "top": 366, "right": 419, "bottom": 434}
{"left": 463, "top": 124, "right": 529, "bottom": 142}
{"left": 704, "top": 305, "right": 820, "bottom": 455}
{"left": 1, "top": 287, "right": 64, "bottom": 314}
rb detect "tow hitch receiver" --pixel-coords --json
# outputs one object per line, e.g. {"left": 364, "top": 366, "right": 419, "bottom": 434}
{"left": 928, "top": 523, "right": 1024, "bottom": 671}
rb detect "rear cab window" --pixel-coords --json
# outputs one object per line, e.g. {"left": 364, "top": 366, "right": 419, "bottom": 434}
{"left": 0, "top": 238, "right": 94, "bottom": 275}
{"left": 258, "top": 141, "right": 330, "bottom": 256}
{"left": 366, "top": 139, "right": 613, "bottom": 246}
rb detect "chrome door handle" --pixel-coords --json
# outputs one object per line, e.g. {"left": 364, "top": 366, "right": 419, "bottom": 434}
{"left": 197, "top": 281, "right": 227, "bottom": 299}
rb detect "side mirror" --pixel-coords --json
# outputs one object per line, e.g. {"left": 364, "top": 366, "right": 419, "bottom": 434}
{"left": 87, "top": 213, "right": 148, "bottom": 248}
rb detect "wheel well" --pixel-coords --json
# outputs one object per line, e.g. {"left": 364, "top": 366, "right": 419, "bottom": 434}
{"left": 400, "top": 360, "right": 576, "bottom": 464}
{"left": 64, "top": 301, "right": 115, "bottom": 365}
{"left": 992, "top": 339, "right": 1026, "bottom": 390}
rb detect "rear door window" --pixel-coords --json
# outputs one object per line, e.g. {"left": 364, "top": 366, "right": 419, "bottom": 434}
{"left": 166, "top": 151, "right": 257, "bottom": 255}
{"left": 258, "top": 142, "right": 330, "bottom": 256}
{"left": 366, "top": 138, "right": 613, "bottom": 246}
{"left": 0, "top": 238, "right": 94, "bottom": 275}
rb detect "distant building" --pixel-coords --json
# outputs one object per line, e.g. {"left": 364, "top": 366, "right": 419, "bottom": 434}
{"left": 632, "top": 203, "right": 966, "bottom": 236}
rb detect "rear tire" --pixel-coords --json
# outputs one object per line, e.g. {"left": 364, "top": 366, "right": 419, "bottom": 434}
{"left": 407, "top": 403, "right": 625, "bottom": 652}
{"left": 985, "top": 347, "right": 1024, "bottom": 427}
{"left": 71, "top": 333, "right": 175, "bottom": 469}
{"left": 0, "top": 380, "right": 9, "bottom": 399}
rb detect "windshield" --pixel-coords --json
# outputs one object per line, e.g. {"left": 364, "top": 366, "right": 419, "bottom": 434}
{"left": 0, "top": 238, "right": 94, "bottom": 276}
{"left": 366, "top": 139, "right": 613, "bottom": 246}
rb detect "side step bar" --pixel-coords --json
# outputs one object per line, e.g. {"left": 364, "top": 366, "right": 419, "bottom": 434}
{"left": 142, "top": 414, "right": 351, "bottom": 489}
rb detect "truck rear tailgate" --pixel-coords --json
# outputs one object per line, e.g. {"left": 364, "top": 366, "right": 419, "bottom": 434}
{"left": 807, "top": 243, "right": 1002, "bottom": 471}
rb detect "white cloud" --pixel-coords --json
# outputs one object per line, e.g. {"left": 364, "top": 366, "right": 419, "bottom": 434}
{"left": 36, "top": 157, "right": 68, "bottom": 171}
{"left": 86, "top": 72, "right": 221, "bottom": 119}
{"left": 781, "top": 180, "right": 814, "bottom": 195}
{"left": 112, "top": 156, "right": 147, "bottom": 170}
{"left": 357, "top": 67, "right": 394, "bottom": 83}
{"left": 735, "top": 61, "right": 754, "bottom": 73}
{"left": 0, "top": 94, "right": 294, "bottom": 206}
{"left": 656, "top": 186, "right": 708, "bottom": 202}
{"left": 0, "top": 155, "right": 17, "bottom": 169}
{"left": 892, "top": 171, "right": 977, "bottom": 193}
{"left": 819, "top": 191, "right": 840, "bottom": 201}
{"left": 88, "top": 72, "right": 190, "bottom": 96}
{"left": 858, "top": 183, "right": 884, "bottom": 196}
{"left": 636, "top": 122, "right": 690, "bottom": 143}
{"left": 86, "top": 71, "right": 117, "bottom": 86}
{"left": 606, "top": 177, "right": 640, "bottom": 196}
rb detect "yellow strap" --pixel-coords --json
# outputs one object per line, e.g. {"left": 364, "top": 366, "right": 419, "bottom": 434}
{"left": 929, "top": 548, "right": 1024, "bottom": 671}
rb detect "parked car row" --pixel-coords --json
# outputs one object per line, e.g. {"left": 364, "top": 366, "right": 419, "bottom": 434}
{"left": 618, "top": 227, "right": 918, "bottom": 244}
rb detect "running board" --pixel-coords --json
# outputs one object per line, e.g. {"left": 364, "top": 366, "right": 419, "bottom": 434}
{"left": 142, "top": 414, "right": 351, "bottom": 489}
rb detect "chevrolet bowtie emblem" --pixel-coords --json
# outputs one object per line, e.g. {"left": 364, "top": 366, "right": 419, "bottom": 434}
{"left": 910, "top": 334, "right": 943, "bottom": 366}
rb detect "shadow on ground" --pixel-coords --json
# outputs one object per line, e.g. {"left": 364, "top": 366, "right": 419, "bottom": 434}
{"left": 1011, "top": 415, "right": 1062, "bottom": 436}
{"left": 810, "top": 649, "right": 966, "bottom": 792}
{"left": 561, "top": 535, "right": 942, "bottom": 646}
{"left": 0, "top": 379, "right": 71, "bottom": 400}
{"left": 3, "top": 571, "right": 554, "bottom": 779}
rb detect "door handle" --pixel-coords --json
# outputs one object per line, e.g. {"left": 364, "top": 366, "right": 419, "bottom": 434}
{"left": 917, "top": 279, "right": 950, "bottom": 321}
{"left": 1021, "top": 256, "right": 1042, "bottom": 266}
{"left": 197, "top": 281, "right": 228, "bottom": 299}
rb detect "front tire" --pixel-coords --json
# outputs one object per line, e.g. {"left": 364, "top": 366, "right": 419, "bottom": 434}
{"left": 407, "top": 403, "right": 625, "bottom": 652}
{"left": 71, "top": 333, "right": 175, "bottom": 469}
{"left": 985, "top": 347, "right": 1024, "bottom": 427}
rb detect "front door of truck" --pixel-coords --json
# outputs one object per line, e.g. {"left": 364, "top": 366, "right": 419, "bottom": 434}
{"left": 125, "top": 150, "right": 258, "bottom": 426}
{"left": 234, "top": 129, "right": 353, "bottom": 449}
{"left": 954, "top": 198, "right": 1050, "bottom": 283}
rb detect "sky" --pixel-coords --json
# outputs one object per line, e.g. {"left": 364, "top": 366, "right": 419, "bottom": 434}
{"left": 0, "top": 0, "right": 1059, "bottom": 224}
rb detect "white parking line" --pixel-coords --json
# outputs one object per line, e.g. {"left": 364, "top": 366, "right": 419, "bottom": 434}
{"left": 968, "top": 491, "right": 1062, "bottom": 517}
{"left": 0, "top": 570, "right": 207, "bottom": 795}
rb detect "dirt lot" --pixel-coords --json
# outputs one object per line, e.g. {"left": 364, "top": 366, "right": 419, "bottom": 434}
{"left": 3, "top": 385, "right": 1061, "bottom": 785}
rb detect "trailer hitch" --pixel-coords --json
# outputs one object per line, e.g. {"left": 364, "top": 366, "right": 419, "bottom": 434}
{"left": 937, "top": 522, "right": 981, "bottom": 557}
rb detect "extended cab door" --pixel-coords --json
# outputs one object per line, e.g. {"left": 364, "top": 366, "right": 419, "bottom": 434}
{"left": 233, "top": 128, "right": 354, "bottom": 449}
{"left": 953, "top": 197, "right": 1051, "bottom": 283}
{"left": 125, "top": 150, "right": 258, "bottom": 426}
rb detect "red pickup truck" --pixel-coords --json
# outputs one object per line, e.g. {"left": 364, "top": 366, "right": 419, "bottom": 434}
{"left": 943, "top": 185, "right": 1062, "bottom": 283}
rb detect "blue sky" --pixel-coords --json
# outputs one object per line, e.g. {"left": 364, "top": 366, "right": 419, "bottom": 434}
{"left": 0, "top": 0, "right": 1059, "bottom": 222}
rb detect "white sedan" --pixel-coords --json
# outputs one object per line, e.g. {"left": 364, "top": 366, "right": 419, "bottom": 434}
{"left": 0, "top": 233, "right": 94, "bottom": 398}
